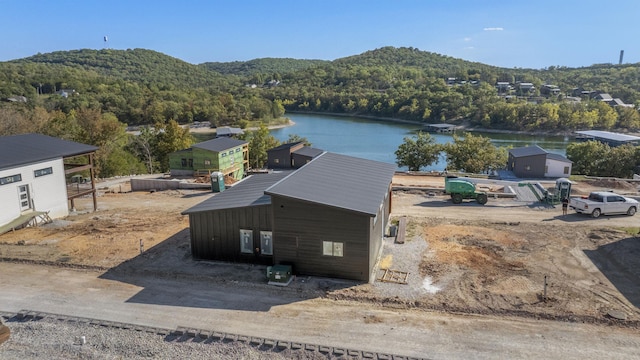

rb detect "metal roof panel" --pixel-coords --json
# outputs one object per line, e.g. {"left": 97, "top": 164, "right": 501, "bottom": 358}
{"left": 0, "top": 133, "right": 98, "bottom": 171}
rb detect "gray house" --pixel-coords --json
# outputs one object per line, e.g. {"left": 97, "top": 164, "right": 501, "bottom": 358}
{"left": 182, "top": 152, "right": 396, "bottom": 282}
{"left": 508, "top": 145, "right": 572, "bottom": 178}
{"left": 266, "top": 142, "right": 323, "bottom": 169}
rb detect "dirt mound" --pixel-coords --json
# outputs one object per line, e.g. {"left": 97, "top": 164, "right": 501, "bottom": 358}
{"left": 584, "top": 178, "right": 638, "bottom": 192}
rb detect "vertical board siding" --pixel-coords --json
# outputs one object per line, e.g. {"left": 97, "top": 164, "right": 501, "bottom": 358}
{"left": 189, "top": 205, "right": 273, "bottom": 264}
{"left": 272, "top": 196, "right": 372, "bottom": 281}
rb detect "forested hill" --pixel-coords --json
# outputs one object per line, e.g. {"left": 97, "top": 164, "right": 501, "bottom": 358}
{"left": 15, "top": 49, "right": 228, "bottom": 88}
{"left": 1, "top": 46, "right": 639, "bottom": 132}
{"left": 200, "top": 58, "right": 329, "bottom": 77}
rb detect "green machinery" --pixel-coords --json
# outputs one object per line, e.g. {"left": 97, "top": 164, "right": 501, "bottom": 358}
{"left": 444, "top": 176, "right": 488, "bottom": 205}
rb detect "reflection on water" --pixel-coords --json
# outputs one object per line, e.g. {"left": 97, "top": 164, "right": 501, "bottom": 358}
{"left": 269, "top": 114, "right": 572, "bottom": 171}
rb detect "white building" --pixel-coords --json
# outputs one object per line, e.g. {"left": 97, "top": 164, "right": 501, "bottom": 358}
{"left": 0, "top": 134, "right": 97, "bottom": 231}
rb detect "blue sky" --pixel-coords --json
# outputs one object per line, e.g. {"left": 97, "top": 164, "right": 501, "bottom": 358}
{"left": 1, "top": 0, "right": 638, "bottom": 69}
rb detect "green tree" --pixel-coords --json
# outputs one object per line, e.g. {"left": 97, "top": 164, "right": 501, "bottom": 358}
{"left": 242, "top": 123, "right": 280, "bottom": 168}
{"left": 154, "top": 119, "right": 194, "bottom": 171}
{"left": 286, "top": 134, "right": 312, "bottom": 146}
{"left": 444, "top": 132, "right": 507, "bottom": 173}
{"left": 394, "top": 132, "right": 442, "bottom": 171}
{"left": 566, "top": 141, "right": 610, "bottom": 175}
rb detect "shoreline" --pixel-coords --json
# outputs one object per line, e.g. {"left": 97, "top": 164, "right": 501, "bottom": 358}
{"left": 284, "top": 111, "right": 602, "bottom": 137}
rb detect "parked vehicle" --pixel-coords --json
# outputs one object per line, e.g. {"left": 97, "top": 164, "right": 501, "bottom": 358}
{"left": 444, "top": 176, "right": 488, "bottom": 205}
{"left": 569, "top": 191, "right": 638, "bottom": 218}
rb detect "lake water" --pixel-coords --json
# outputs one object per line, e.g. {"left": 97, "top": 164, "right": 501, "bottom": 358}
{"left": 270, "top": 113, "right": 572, "bottom": 171}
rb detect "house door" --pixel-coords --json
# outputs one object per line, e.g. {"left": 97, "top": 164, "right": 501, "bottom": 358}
{"left": 18, "top": 184, "right": 31, "bottom": 212}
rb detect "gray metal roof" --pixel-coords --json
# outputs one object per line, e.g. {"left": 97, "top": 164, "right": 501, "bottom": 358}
{"left": 182, "top": 171, "right": 293, "bottom": 214}
{"left": 265, "top": 152, "right": 396, "bottom": 216}
{"left": 266, "top": 142, "right": 303, "bottom": 153}
{"left": 547, "top": 153, "right": 572, "bottom": 163}
{"left": 426, "top": 123, "right": 456, "bottom": 129}
{"left": 215, "top": 126, "right": 244, "bottom": 137}
{"left": 509, "top": 145, "right": 547, "bottom": 158}
{"left": 192, "top": 137, "right": 247, "bottom": 152}
{"left": 0, "top": 133, "right": 98, "bottom": 171}
{"left": 292, "top": 146, "right": 324, "bottom": 157}
{"left": 575, "top": 130, "right": 640, "bottom": 142}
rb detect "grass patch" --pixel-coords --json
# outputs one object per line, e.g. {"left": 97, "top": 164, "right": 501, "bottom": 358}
{"left": 618, "top": 227, "right": 640, "bottom": 236}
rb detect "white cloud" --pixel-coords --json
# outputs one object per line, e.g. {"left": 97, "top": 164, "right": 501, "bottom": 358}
{"left": 464, "top": 46, "right": 475, "bottom": 50}
{"left": 483, "top": 27, "right": 504, "bottom": 31}
{"left": 463, "top": 37, "right": 472, "bottom": 42}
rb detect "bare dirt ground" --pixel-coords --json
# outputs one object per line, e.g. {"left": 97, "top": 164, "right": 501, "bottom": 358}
{"left": 1, "top": 174, "right": 639, "bottom": 331}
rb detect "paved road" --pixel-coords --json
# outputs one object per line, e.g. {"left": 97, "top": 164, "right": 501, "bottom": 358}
{"left": 1, "top": 262, "right": 639, "bottom": 359}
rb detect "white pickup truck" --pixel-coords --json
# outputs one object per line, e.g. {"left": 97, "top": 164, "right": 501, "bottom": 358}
{"left": 569, "top": 191, "right": 638, "bottom": 218}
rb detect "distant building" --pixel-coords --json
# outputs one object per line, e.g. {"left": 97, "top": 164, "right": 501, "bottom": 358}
{"left": 424, "top": 123, "right": 456, "bottom": 133}
{"left": 267, "top": 142, "right": 323, "bottom": 169}
{"left": 169, "top": 137, "right": 248, "bottom": 179}
{"left": 496, "top": 82, "right": 512, "bottom": 94}
{"left": 215, "top": 126, "right": 244, "bottom": 138}
{"left": 540, "top": 84, "right": 561, "bottom": 96}
{"left": 508, "top": 145, "right": 572, "bottom": 178}
{"left": 575, "top": 130, "right": 640, "bottom": 147}
{"left": 516, "top": 82, "right": 536, "bottom": 96}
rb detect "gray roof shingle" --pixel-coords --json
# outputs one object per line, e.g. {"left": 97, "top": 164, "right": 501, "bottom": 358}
{"left": 292, "top": 147, "right": 324, "bottom": 157}
{"left": 192, "top": 137, "right": 247, "bottom": 152}
{"left": 509, "top": 145, "right": 547, "bottom": 158}
{"left": 0, "top": 133, "right": 98, "bottom": 171}
{"left": 265, "top": 152, "right": 396, "bottom": 216}
{"left": 182, "top": 171, "right": 293, "bottom": 214}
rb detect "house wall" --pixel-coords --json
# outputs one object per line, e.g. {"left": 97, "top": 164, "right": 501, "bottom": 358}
{"left": 545, "top": 159, "right": 572, "bottom": 178}
{"left": 0, "top": 159, "right": 68, "bottom": 226}
{"left": 268, "top": 143, "right": 303, "bottom": 169}
{"left": 169, "top": 145, "right": 246, "bottom": 179}
{"left": 368, "top": 187, "right": 391, "bottom": 277}
{"left": 271, "top": 196, "right": 373, "bottom": 281}
{"left": 188, "top": 205, "right": 273, "bottom": 264}
{"left": 290, "top": 153, "right": 314, "bottom": 169}
{"left": 509, "top": 154, "right": 546, "bottom": 178}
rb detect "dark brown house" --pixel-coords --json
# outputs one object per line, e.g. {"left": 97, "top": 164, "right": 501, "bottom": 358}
{"left": 266, "top": 142, "right": 323, "bottom": 169}
{"left": 182, "top": 152, "right": 396, "bottom": 282}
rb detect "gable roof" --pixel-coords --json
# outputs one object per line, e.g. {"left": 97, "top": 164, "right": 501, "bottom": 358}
{"left": 509, "top": 145, "right": 548, "bottom": 158}
{"left": 265, "top": 152, "right": 396, "bottom": 216}
{"left": 192, "top": 137, "right": 247, "bottom": 152}
{"left": 267, "top": 142, "right": 304, "bottom": 153}
{"left": 182, "top": 171, "right": 293, "bottom": 214}
{"left": 547, "top": 153, "right": 572, "bottom": 163}
{"left": 215, "top": 126, "right": 244, "bottom": 137}
{"left": 509, "top": 145, "right": 571, "bottom": 163}
{"left": 292, "top": 146, "right": 324, "bottom": 157}
{"left": 0, "top": 133, "right": 97, "bottom": 171}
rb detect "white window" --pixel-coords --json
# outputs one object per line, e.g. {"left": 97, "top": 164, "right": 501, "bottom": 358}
{"left": 322, "top": 241, "right": 344, "bottom": 257}
{"left": 260, "top": 231, "right": 273, "bottom": 255}
{"left": 240, "top": 229, "right": 253, "bottom": 253}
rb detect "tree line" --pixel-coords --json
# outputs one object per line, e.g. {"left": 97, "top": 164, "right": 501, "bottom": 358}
{"left": 1, "top": 46, "right": 639, "bottom": 178}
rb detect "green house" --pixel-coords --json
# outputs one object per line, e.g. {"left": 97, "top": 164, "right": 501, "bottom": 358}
{"left": 169, "top": 138, "right": 248, "bottom": 180}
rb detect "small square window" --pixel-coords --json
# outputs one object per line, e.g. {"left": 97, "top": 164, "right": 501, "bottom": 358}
{"left": 204, "top": 159, "right": 211, "bottom": 166}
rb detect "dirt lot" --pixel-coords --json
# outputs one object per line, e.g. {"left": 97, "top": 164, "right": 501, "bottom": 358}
{"left": 1, "top": 174, "right": 639, "bottom": 328}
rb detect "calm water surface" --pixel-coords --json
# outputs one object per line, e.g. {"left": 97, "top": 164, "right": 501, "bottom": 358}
{"left": 271, "top": 114, "right": 572, "bottom": 171}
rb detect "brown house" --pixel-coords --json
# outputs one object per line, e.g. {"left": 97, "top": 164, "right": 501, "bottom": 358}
{"left": 182, "top": 152, "right": 396, "bottom": 282}
{"left": 266, "top": 142, "right": 323, "bottom": 169}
